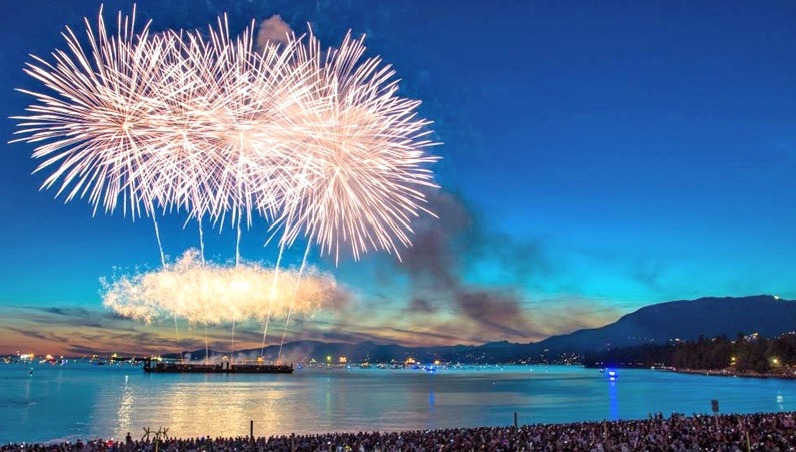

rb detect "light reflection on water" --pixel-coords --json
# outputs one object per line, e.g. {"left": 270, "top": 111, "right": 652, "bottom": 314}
{"left": 115, "top": 375, "right": 134, "bottom": 438}
{"left": 2, "top": 364, "right": 796, "bottom": 444}
{"left": 608, "top": 380, "right": 618, "bottom": 420}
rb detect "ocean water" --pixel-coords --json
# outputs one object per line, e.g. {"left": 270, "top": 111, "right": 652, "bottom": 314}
{"left": 1, "top": 363, "right": 795, "bottom": 445}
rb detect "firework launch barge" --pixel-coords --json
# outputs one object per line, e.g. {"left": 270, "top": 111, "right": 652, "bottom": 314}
{"left": 143, "top": 359, "right": 293, "bottom": 374}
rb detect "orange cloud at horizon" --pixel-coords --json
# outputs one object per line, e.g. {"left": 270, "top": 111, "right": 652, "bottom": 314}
{"left": 0, "top": 295, "right": 624, "bottom": 357}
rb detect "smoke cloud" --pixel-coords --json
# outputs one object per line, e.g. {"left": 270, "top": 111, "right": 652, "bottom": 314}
{"left": 378, "top": 191, "right": 610, "bottom": 342}
{"left": 256, "top": 15, "right": 293, "bottom": 49}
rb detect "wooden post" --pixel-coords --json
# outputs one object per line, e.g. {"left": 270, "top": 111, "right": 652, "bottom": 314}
{"left": 250, "top": 420, "right": 254, "bottom": 441}
{"left": 514, "top": 412, "right": 518, "bottom": 428}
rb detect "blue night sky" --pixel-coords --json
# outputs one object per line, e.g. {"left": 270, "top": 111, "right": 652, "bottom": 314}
{"left": 1, "top": 0, "right": 795, "bottom": 355}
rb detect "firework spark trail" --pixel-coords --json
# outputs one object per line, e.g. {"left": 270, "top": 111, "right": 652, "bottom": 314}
{"left": 260, "top": 247, "right": 283, "bottom": 357}
{"left": 277, "top": 241, "right": 312, "bottom": 364}
{"left": 15, "top": 7, "right": 440, "bottom": 354}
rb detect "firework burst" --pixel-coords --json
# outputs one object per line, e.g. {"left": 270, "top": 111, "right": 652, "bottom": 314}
{"left": 273, "top": 31, "right": 440, "bottom": 263}
{"left": 13, "top": 7, "right": 439, "bottom": 263}
{"left": 13, "top": 7, "right": 179, "bottom": 219}
{"left": 102, "top": 249, "right": 346, "bottom": 325}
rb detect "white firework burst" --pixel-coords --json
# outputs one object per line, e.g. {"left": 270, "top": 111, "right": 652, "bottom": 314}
{"left": 13, "top": 7, "right": 440, "bottom": 264}
{"left": 12, "top": 6, "right": 173, "bottom": 219}
{"left": 274, "top": 31, "right": 440, "bottom": 263}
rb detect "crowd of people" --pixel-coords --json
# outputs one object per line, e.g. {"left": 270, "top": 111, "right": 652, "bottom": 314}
{"left": 3, "top": 411, "right": 795, "bottom": 451}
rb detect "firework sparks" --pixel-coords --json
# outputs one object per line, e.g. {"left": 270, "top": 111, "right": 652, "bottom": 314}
{"left": 273, "top": 31, "right": 440, "bottom": 263}
{"left": 14, "top": 7, "right": 439, "bottom": 263}
{"left": 102, "top": 249, "right": 347, "bottom": 326}
{"left": 12, "top": 6, "right": 171, "bottom": 218}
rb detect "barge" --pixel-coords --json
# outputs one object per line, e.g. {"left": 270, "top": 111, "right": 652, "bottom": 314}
{"left": 143, "top": 358, "right": 293, "bottom": 374}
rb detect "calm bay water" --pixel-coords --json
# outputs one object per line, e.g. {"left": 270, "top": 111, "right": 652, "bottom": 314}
{"left": 1, "top": 363, "right": 795, "bottom": 444}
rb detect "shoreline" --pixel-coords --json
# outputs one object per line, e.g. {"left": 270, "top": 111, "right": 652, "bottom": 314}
{"left": 3, "top": 411, "right": 795, "bottom": 451}
{"left": 588, "top": 364, "right": 796, "bottom": 380}
{"left": 670, "top": 368, "right": 796, "bottom": 380}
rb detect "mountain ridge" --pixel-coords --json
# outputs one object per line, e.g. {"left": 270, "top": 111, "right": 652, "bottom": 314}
{"left": 171, "top": 295, "right": 796, "bottom": 363}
